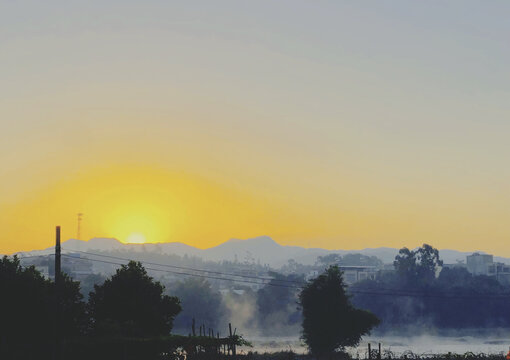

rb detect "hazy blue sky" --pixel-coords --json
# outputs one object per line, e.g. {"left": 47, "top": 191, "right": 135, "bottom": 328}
{"left": 1, "top": 1, "right": 509, "bottom": 253}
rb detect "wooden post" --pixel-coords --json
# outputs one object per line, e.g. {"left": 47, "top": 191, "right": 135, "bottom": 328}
{"left": 368, "top": 343, "right": 371, "bottom": 360}
{"left": 378, "top": 343, "right": 381, "bottom": 360}
{"left": 229, "top": 323, "right": 236, "bottom": 358}
{"left": 54, "top": 226, "right": 62, "bottom": 360}
{"left": 229, "top": 323, "right": 233, "bottom": 356}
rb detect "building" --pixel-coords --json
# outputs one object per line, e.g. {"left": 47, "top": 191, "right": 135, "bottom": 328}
{"left": 487, "top": 262, "right": 510, "bottom": 278}
{"left": 339, "top": 266, "right": 378, "bottom": 285}
{"left": 465, "top": 253, "right": 510, "bottom": 282}
{"left": 466, "top": 253, "right": 493, "bottom": 275}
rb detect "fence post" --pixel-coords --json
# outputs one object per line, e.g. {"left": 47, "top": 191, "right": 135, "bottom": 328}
{"left": 368, "top": 343, "right": 371, "bottom": 360}
{"left": 229, "top": 323, "right": 235, "bottom": 357}
{"left": 378, "top": 343, "right": 381, "bottom": 360}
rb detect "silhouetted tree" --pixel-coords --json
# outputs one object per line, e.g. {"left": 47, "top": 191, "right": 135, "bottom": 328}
{"left": 256, "top": 272, "right": 303, "bottom": 332}
{"left": 393, "top": 247, "right": 418, "bottom": 283}
{"left": 341, "top": 254, "right": 383, "bottom": 267}
{"left": 59, "top": 272, "right": 88, "bottom": 336}
{"left": 88, "top": 261, "right": 181, "bottom": 338}
{"left": 431, "top": 267, "right": 507, "bottom": 328}
{"left": 299, "top": 266, "right": 379, "bottom": 358}
{"left": 316, "top": 254, "right": 342, "bottom": 267}
{"left": 351, "top": 246, "right": 510, "bottom": 331}
{"left": 171, "top": 277, "right": 226, "bottom": 332}
{"left": 415, "top": 244, "right": 443, "bottom": 283}
{"left": 316, "top": 253, "right": 383, "bottom": 268}
{"left": 0, "top": 256, "right": 86, "bottom": 359}
{"left": 436, "top": 267, "right": 472, "bottom": 287}
{"left": 394, "top": 244, "right": 442, "bottom": 285}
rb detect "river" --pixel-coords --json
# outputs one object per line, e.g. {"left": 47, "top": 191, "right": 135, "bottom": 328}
{"left": 240, "top": 333, "right": 510, "bottom": 356}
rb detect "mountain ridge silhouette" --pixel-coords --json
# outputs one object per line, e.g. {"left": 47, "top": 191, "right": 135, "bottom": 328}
{"left": 10, "top": 236, "right": 507, "bottom": 268}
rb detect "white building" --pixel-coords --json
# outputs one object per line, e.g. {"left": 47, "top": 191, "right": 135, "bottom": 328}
{"left": 466, "top": 253, "right": 510, "bottom": 281}
{"left": 339, "top": 266, "right": 378, "bottom": 285}
{"left": 466, "top": 253, "right": 493, "bottom": 275}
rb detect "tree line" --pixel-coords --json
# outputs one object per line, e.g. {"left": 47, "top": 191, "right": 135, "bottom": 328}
{"left": 6, "top": 243, "right": 510, "bottom": 358}
{"left": 351, "top": 244, "right": 510, "bottom": 331}
{"left": 0, "top": 256, "right": 181, "bottom": 359}
{"left": 1, "top": 255, "right": 379, "bottom": 359}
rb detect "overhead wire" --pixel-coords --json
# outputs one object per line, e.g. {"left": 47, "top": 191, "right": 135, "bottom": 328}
{"left": 14, "top": 251, "right": 510, "bottom": 300}
{"left": 61, "top": 253, "right": 300, "bottom": 289}
{"left": 62, "top": 248, "right": 305, "bottom": 285}
{"left": 61, "top": 254, "right": 510, "bottom": 299}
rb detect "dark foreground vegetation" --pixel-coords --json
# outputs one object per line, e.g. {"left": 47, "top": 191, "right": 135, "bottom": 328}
{"left": 0, "top": 256, "right": 249, "bottom": 359}
{"left": 19, "top": 242, "right": 510, "bottom": 337}
{"left": 0, "top": 254, "right": 377, "bottom": 359}
{"left": 5, "top": 243, "right": 508, "bottom": 359}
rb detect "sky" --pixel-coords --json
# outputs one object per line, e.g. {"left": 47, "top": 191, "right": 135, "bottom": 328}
{"left": 1, "top": 1, "right": 509, "bottom": 255}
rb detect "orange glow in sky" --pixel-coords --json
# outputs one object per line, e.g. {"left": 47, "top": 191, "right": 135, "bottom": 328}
{"left": 0, "top": 166, "right": 330, "bottom": 253}
{"left": 1, "top": 2, "right": 510, "bottom": 256}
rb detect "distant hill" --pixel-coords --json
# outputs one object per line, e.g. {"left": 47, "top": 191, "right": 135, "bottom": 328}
{"left": 61, "top": 238, "right": 203, "bottom": 257}
{"left": 13, "top": 236, "right": 510, "bottom": 268}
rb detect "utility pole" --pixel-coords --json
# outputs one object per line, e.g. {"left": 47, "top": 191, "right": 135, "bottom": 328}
{"left": 54, "top": 226, "right": 62, "bottom": 360}
{"left": 55, "top": 226, "right": 61, "bottom": 280}
{"left": 77, "top": 213, "right": 83, "bottom": 240}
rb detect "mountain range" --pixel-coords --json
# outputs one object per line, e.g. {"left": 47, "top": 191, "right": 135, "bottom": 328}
{"left": 12, "top": 236, "right": 510, "bottom": 268}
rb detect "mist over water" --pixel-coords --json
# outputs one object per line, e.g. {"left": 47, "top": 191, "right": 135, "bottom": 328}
{"left": 360, "top": 333, "right": 510, "bottom": 356}
{"left": 241, "top": 332, "right": 510, "bottom": 356}
{"left": 16, "top": 241, "right": 510, "bottom": 357}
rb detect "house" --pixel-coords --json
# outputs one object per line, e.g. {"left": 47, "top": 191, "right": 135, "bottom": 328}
{"left": 466, "top": 253, "right": 494, "bottom": 275}
{"left": 465, "top": 252, "right": 510, "bottom": 282}
{"left": 338, "top": 266, "right": 378, "bottom": 285}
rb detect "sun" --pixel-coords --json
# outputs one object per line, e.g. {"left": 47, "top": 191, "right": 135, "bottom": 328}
{"left": 126, "top": 232, "right": 147, "bottom": 244}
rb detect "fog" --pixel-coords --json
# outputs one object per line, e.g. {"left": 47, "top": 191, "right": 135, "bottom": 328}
{"left": 360, "top": 334, "right": 510, "bottom": 356}
{"left": 219, "top": 288, "right": 510, "bottom": 356}
{"left": 220, "top": 289, "right": 301, "bottom": 338}
{"left": 239, "top": 332, "right": 510, "bottom": 356}
{"left": 17, "top": 246, "right": 510, "bottom": 356}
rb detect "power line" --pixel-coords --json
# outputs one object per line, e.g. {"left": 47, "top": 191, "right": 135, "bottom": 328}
{"left": 61, "top": 254, "right": 300, "bottom": 289}
{"left": 16, "top": 252, "right": 297, "bottom": 287}
{"left": 18, "top": 250, "right": 303, "bottom": 288}
{"left": 77, "top": 213, "right": 83, "bottom": 240}
{"left": 348, "top": 287, "right": 510, "bottom": 300}
{"left": 15, "top": 252, "right": 510, "bottom": 300}
{"left": 17, "top": 254, "right": 54, "bottom": 259}
{"left": 62, "top": 248, "right": 305, "bottom": 285}
{"left": 61, "top": 254, "right": 510, "bottom": 300}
